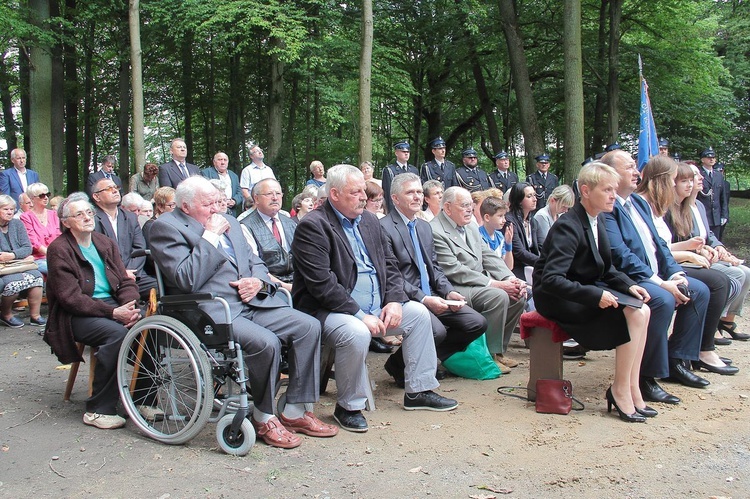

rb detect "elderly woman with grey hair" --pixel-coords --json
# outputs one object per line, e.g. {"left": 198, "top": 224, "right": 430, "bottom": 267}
{"left": 534, "top": 184, "right": 575, "bottom": 246}
{"left": 0, "top": 194, "right": 45, "bottom": 327}
{"left": 20, "top": 182, "right": 62, "bottom": 275}
{"left": 44, "top": 193, "right": 144, "bottom": 430}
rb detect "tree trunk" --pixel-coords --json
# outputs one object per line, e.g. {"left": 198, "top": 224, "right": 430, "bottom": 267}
{"left": 19, "top": 45, "right": 30, "bottom": 154}
{"left": 0, "top": 52, "right": 18, "bottom": 155}
{"left": 227, "top": 49, "right": 243, "bottom": 171}
{"left": 82, "top": 22, "right": 94, "bottom": 182}
{"left": 63, "top": 0, "right": 79, "bottom": 194}
{"left": 607, "top": 0, "right": 622, "bottom": 143}
{"left": 118, "top": 44, "right": 130, "bottom": 179}
{"left": 181, "top": 29, "right": 194, "bottom": 163}
{"left": 129, "top": 0, "right": 145, "bottom": 172}
{"left": 563, "top": 0, "right": 585, "bottom": 183}
{"left": 358, "top": 0, "right": 373, "bottom": 164}
{"left": 50, "top": 0, "right": 65, "bottom": 193}
{"left": 268, "top": 37, "right": 285, "bottom": 166}
{"left": 590, "top": 0, "right": 608, "bottom": 155}
{"left": 28, "top": 0, "right": 53, "bottom": 181}
{"left": 498, "top": 0, "right": 544, "bottom": 176}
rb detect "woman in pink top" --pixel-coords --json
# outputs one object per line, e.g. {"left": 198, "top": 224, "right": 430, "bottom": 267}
{"left": 20, "top": 182, "right": 61, "bottom": 275}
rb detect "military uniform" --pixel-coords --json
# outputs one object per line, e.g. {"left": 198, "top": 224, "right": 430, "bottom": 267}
{"left": 525, "top": 154, "right": 558, "bottom": 210}
{"left": 455, "top": 147, "right": 492, "bottom": 193}
{"left": 488, "top": 151, "right": 517, "bottom": 192}
{"left": 697, "top": 147, "right": 728, "bottom": 236}
{"left": 420, "top": 137, "right": 457, "bottom": 189}
{"left": 382, "top": 141, "right": 419, "bottom": 212}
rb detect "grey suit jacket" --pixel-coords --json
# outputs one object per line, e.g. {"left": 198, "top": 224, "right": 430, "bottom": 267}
{"left": 149, "top": 209, "right": 285, "bottom": 322}
{"left": 158, "top": 160, "right": 199, "bottom": 189}
{"left": 430, "top": 211, "right": 514, "bottom": 287}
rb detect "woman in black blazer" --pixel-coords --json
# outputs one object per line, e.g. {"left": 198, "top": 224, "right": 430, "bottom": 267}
{"left": 506, "top": 182, "right": 540, "bottom": 280}
{"left": 532, "top": 163, "right": 652, "bottom": 423}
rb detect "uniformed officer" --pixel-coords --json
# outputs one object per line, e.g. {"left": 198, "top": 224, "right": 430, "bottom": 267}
{"left": 658, "top": 138, "right": 670, "bottom": 156}
{"left": 488, "top": 151, "right": 518, "bottom": 193}
{"left": 420, "top": 137, "right": 457, "bottom": 189}
{"left": 525, "top": 153, "right": 558, "bottom": 210}
{"left": 697, "top": 146, "right": 729, "bottom": 236}
{"left": 382, "top": 140, "right": 419, "bottom": 212}
{"left": 454, "top": 147, "right": 492, "bottom": 193}
{"left": 605, "top": 142, "right": 622, "bottom": 152}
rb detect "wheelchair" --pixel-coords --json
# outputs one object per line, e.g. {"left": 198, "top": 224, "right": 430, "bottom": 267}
{"left": 116, "top": 251, "right": 292, "bottom": 456}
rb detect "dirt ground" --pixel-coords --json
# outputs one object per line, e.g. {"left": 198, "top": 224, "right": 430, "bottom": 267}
{"left": 1, "top": 308, "right": 748, "bottom": 499}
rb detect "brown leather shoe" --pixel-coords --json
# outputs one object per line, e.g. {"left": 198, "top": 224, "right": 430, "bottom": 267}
{"left": 280, "top": 412, "right": 339, "bottom": 437}
{"left": 251, "top": 417, "right": 302, "bottom": 449}
{"left": 495, "top": 354, "right": 520, "bottom": 368}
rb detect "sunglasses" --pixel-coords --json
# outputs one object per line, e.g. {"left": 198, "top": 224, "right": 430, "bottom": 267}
{"left": 95, "top": 185, "right": 121, "bottom": 194}
{"left": 37, "top": 193, "right": 51, "bottom": 199}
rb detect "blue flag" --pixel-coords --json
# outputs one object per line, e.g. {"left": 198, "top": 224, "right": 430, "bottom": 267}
{"left": 637, "top": 77, "right": 659, "bottom": 171}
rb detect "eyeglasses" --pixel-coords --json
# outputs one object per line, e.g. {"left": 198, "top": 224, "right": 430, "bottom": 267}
{"left": 165, "top": 202, "right": 177, "bottom": 208}
{"left": 257, "top": 191, "right": 283, "bottom": 198}
{"left": 37, "top": 193, "right": 51, "bottom": 199}
{"left": 94, "top": 185, "right": 121, "bottom": 194}
{"left": 65, "top": 209, "right": 94, "bottom": 220}
{"left": 452, "top": 202, "right": 473, "bottom": 210}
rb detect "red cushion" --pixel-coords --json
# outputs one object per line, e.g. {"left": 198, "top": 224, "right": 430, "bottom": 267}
{"left": 519, "top": 311, "right": 570, "bottom": 342}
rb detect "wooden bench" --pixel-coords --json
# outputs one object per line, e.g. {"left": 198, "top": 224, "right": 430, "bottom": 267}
{"left": 519, "top": 311, "right": 569, "bottom": 401}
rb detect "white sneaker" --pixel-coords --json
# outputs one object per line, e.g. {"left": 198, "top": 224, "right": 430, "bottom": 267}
{"left": 83, "top": 412, "right": 126, "bottom": 429}
{"left": 137, "top": 405, "right": 165, "bottom": 421}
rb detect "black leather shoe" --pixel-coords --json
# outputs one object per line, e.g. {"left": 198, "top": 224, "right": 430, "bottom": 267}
{"left": 692, "top": 359, "right": 739, "bottom": 375}
{"left": 720, "top": 357, "right": 733, "bottom": 366}
{"left": 714, "top": 336, "right": 732, "bottom": 346}
{"left": 666, "top": 359, "right": 710, "bottom": 388}
{"left": 404, "top": 390, "right": 458, "bottom": 411}
{"left": 435, "top": 368, "right": 448, "bottom": 381}
{"left": 333, "top": 404, "right": 368, "bottom": 432}
{"left": 639, "top": 377, "right": 680, "bottom": 404}
{"left": 635, "top": 405, "right": 658, "bottom": 418}
{"left": 384, "top": 355, "right": 405, "bottom": 388}
{"left": 369, "top": 338, "right": 393, "bottom": 354}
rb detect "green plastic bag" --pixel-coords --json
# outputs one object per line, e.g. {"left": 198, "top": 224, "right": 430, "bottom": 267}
{"left": 442, "top": 334, "right": 501, "bottom": 380}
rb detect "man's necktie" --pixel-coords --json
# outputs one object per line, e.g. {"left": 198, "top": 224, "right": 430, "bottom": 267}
{"left": 220, "top": 234, "right": 236, "bottom": 263}
{"left": 271, "top": 217, "right": 282, "bottom": 245}
{"left": 407, "top": 220, "right": 431, "bottom": 296}
{"left": 104, "top": 172, "right": 111, "bottom": 180}
{"left": 179, "top": 162, "right": 189, "bottom": 178}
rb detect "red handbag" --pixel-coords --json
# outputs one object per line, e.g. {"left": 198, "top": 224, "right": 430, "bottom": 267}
{"left": 497, "top": 379, "right": 585, "bottom": 415}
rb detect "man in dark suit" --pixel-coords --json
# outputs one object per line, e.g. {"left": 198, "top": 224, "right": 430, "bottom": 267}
{"left": 91, "top": 178, "right": 156, "bottom": 300}
{"left": 380, "top": 173, "right": 486, "bottom": 385}
{"left": 697, "top": 147, "right": 728, "bottom": 236}
{"left": 526, "top": 153, "right": 559, "bottom": 209}
{"left": 293, "top": 164, "right": 458, "bottom": 433}
{"left": 86, "top": 155, "right": 123, "bottom": 196}
{"left": 455, "top": 147, "right": 492, "bottom": 193}
{"left": 420, "top": 137, "right": 457, "bottom": 190}
{"left": 201, "top": 151, "right": 243, "bottom": 216}
{"left": 149, "top": 176, "right": 336, "bottom": 449}
{"left": 602, "top": 150, "right": 710, "bottom": 404}
{"left": 0, "top": 148, "right": 40, "bottom": 206}
{"left": 382, "top": 141, "right": 419, "bottom": 213}
{"left": 489, "top": 151, "right": 518, "bottom": 192}
{"left": 158, "top": 138, "right": 199, "bottom": 189}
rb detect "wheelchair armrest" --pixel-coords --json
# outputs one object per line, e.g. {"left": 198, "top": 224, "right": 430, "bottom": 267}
{"left": 161, "top": 293, "right": 216, "bottom": 305}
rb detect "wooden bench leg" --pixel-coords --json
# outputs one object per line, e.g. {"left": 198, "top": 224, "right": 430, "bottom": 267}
{"left": 63, "top": 343, "right": 97, "bottom": 401}
{"left": 527, "top": 326, "right": 563, "bottom": 401}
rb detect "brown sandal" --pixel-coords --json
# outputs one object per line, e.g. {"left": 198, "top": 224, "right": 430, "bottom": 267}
{"left": 252, "top": 417, "right": 302, "bottom": 449}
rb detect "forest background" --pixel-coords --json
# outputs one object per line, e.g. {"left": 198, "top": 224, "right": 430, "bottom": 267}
{"left": 2, "top": 0, "right": 750, "bottom": 203}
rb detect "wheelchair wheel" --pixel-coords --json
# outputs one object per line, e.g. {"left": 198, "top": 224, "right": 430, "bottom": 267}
{"left": 215, "top": 414, "right": 255, "bottom": 456}
{"left": 117, "top": 315, "right": 213, "bottom": 445}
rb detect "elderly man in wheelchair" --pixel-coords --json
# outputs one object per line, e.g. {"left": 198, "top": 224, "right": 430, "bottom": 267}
{"left": 146, "top": 176, "right": 337, "bottom": 450}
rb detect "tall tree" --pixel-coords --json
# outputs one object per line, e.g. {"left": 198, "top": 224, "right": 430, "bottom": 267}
{"left": 563, "top": 0, "right": 584, "bottom": 180}
{"left": 129, "top": 0, "right": 145, "bottom": 172}
{"left": 498, "top": 0, "right": 544, "bottom": 174}
{"left": 358, "top": 0, "right": 373, "bottom": 164}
